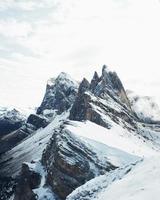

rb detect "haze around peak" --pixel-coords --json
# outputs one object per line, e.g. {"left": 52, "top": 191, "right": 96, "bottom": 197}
{"left": 0, "top": 0, "right": 159, "bottom": 108}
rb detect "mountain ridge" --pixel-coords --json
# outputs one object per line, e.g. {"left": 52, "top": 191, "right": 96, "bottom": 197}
{"left": 0, "top": 65, "right": 160, "bottom": 200}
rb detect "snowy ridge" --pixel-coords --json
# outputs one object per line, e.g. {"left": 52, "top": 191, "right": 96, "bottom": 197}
{"left": 0, "top": 106, "right": 26, "bottom": 121}
{"left": 1, "top": 66, "right": 160, "bottom": 200}
{"left": 95, "top": 156, "right": 160, "bottom": 200}
{"left": 66, "top": 120, "right": 159, "bottom": 158}
{"left": 66, "top": 160, "right": 141, "bottom": 200}
{"left": 0, "top": 111, "right": 69, "bottom": 177}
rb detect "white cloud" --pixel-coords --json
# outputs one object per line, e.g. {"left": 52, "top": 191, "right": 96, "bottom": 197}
{"left": 0, "top": 19, "right": 32, "bottom": 37}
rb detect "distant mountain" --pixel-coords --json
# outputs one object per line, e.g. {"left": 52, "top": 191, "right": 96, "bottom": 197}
{"left": 1, "top": 66, "right": 160, "bottom": 200}
{"left": 0, "top": 107, "right": 26, "bottom": 136}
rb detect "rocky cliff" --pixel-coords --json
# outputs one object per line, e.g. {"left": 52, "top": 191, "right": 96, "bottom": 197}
{"left": 37, "top": 72, "right": 78, "bottom": 116}
{"left": 1, "top": 65, "right": 160, "bottom": 200}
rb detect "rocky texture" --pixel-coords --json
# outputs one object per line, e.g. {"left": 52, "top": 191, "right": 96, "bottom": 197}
{"left": 2, "top": 65, "right": 160, "bottom": 200}
{"left": 41, "top": 126, "right": 116, "bottom": 199}
{"left": 70, "top": 66, "right": 135, "bottom": 129}
{"left": 0, "top": 176, "right": 16, "bottom": 200}
{"left": 14, "top": 163, "right": 41, "bottom": 200}
{"left": 27, "top": 114, "right": 49, "bottom": 129}
{"left": 0, "top": 114, "right": 48, "bottom": 154}
{"left": 0, "top": 124, "right": 34, "bottom": 154}
{"left": 37, "top": 72, "right": 78, "bottom": 115}
{"left": 0, "top": 107, "right": 25, "bottom": 138}
{"left": 92, "top": 65, "right": 131, "bottom": 110}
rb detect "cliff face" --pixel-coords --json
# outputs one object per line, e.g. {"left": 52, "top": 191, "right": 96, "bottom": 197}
{"left": 70, "top": 65, "right": 135, "bottom": 129}
{"left": 2, "top": 65, "right": 160, "bottom": 200}
{"left": 37, "top": 72, "right": 78, "bottom": 116}
{"left": 41, "top": 126, "right": 116, "bottom": 199}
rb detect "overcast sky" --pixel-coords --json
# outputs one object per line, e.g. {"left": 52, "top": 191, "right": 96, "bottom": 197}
{"left": 0, "top": 0, "right": 160, "bottom": 109}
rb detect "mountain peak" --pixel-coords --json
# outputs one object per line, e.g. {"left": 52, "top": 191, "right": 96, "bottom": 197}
{"left": 78, "top": 78, "right": 90, "bottom": 94}
{"left": 102, "top": 64, "right": 111, "bottom": 76}
{"left": 37, "top": 73, "right": 78, "bottom": 115}
{"left": 57, "top": 72, "right": 71, "bottom": 80}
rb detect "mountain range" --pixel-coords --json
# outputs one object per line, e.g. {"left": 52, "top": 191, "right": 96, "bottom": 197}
{"left": 0, "top": 65, "right": 160, "bottom": 200}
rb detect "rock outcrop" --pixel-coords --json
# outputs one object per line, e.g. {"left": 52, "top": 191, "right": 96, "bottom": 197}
{"left": 37, "top": 72, "right": 78, "bottom": 115}
{"left": 0, "top": 114, "right": 49, "bottom": 154}
{"left": 41, "top": 126, "right": 116, "bottom": 199}
{"left": 14, "top": 163, "right": 41, "bottom": 200}
{"left": 2, "top": 65, "right": 160, "bottom": 200}
{"left": 27, "top": 114, "right": 49, "bottom": 129}
{"left": 70, "top": 66, "right": 135, "bottom": 128}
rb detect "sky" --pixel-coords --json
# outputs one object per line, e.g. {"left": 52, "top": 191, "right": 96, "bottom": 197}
{"left": 0, "top": 0, "right": 160, "bottom": 109}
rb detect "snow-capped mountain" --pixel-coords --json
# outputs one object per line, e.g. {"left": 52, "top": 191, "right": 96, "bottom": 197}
{"left": 36, "top": 72, "right": 78, "bottom": 116}
{"left": 1, "top": 66, "right": 160, "bottom": 200}
{"left": 0, "top": 106, "right": 26, "bottom": 137}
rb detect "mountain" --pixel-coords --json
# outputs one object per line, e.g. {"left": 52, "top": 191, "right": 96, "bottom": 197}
{"left": 0, "top": 106, "right": 26, "bottom": 138}
{"left": 36, "top": 72, "right": 78, "bottom": 116}
{"left": 1, "top": 66, "right": 160, "bottom": 200}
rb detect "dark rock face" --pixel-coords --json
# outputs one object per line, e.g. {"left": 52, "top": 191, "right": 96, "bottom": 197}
{"left": 0, "top": 127, "right": 30, "bottom": 154}
{"left": 14, "top": 163, "right": 41, "bottom": 200}
{"left": 37, "top": 72, "right": 78, "bottom": 115}
{"left": 0, "top": 176, "right": 16, "bottom": 200}
{"left": 27, "top": 114, "right": 49, "bottom": 129}
{"left": 0, "top": 108, "right": 27, "bottom": 154}
{"left": 0, "top": 120, "right": 23, "bottom": 137}
{"left": 93, "top": 65, "right": 131, "bottom": 109}
{"left": 90, "top": 71, "right": 100, "bottom": 92}
{"left": 0, "top": 114, "right": 49, "bottom": 154}
{"left": 70, "top": 65, "right": 133, "bottom": 127}
{"left": 41, "top": 127, "right": 116, "bottom": 199}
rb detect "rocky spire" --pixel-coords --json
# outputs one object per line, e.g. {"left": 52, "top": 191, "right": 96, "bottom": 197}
{"left": 78, "top": 78, "right": 90, "bottom": 94}
{"left": 102, "top": 64, "right": 110, "bottom": 75}
{"left": 69, "top": 78, "right": 90, "bottom": 121}
{"left": 90, "top": 71, "right": 100, "bottom": 92}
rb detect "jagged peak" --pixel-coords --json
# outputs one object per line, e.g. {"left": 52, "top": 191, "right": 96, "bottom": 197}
{"left": 102, "top": 64, "right": 112, "bottom": 76}
{"left": 47, "top": 72, "right": 78, "bottom": 89}
{"left": 57, "top": 72, "right": 71, "bottom": 80}
{"left": 93, "top": 71, "right": 99, "bottom": 80}
{"left": 78, "top": 78, "right": 90, "bottom": 94}
{"left": 47, "top": 78, "right": 55, "bottom": 86}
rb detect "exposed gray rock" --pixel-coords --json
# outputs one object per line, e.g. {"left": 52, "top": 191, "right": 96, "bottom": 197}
{"left": 14, "top": 163, "right": 41, "bottom": 200}
{"left": 90, "top": 71, "right": 100, "bottom": 92}
{"left": 0, "top": 114, "right": 48, "bottom": 154}
{"left": 41, "top": 127, "right": 116, "bottom": 199}
{"left": 70, "top": 66, "right": 135, "bottom": 128}
{"left": 27, "top": 114, "right": 49, "bottom": 129}
{"left": 37, "top": 72, "right": 78, "bottom": 115}
{"left": 0, "top": 176, "right": 16, "bottom": 200}
{"left": 93, "top": 65, "right": 131, "bottom": 110}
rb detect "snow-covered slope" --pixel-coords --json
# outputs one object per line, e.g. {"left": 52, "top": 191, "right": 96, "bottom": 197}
{"left": 0, "top": 111, "right": 69, "bottom": 177}
{"left": 95, "top": 156, "right": 160, "bottom": 200}
{"left": 66, "top": 120, "right": 159, "bottom": 158}
{"left": 2, "top": 66, "right": 160, "bottom": 200}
